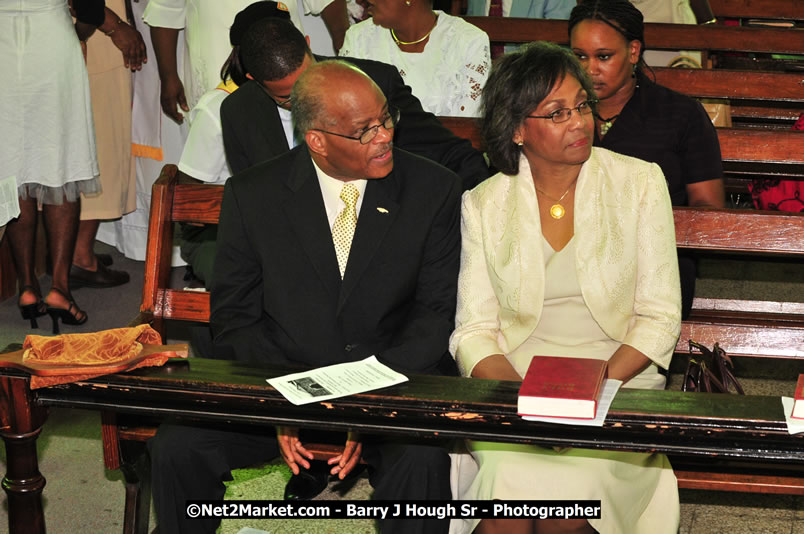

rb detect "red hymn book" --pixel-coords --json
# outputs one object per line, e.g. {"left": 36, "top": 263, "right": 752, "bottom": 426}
{"left": 518, "top": 356, "right": 608, "bottom": 419}
{"left": 792, "top": 375, "right": 804, "bottom": 420}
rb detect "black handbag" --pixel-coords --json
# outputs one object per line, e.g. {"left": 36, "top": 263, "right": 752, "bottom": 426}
{"left": 682, "top": 340, "right": 745, "bottom": 394}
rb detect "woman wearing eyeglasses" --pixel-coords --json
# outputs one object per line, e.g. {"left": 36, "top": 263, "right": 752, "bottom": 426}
{"left": 449, "top": 42, "right": 681, "bottom": 534}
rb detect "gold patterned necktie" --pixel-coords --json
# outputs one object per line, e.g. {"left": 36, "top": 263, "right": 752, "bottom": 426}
{"left": 332, "top": 183, "right": 360, "bottom": 278}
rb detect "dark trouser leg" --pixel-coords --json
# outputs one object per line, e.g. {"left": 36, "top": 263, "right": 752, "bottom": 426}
{"left": 362, "top": 437, "right": 452, "bottom": 534}
{"left": 148, "top": 424, "right": 278, "bottom": 534}
{"left": 179, "top": 224, "right": 218, "bottom": 288}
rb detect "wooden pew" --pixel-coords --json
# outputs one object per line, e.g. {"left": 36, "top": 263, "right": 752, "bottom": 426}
{"left": 650, "top": 68, "right": 804, "bottom": 128}
{"left": 4, "top": 354, "right": 804, "bottom": 533}
{"left": 461, "top": 18, "right": 804, "bottom": 127}
{"left": 709, "top": 0, "right": 801, "bottom": 21}
{"left": 61, "top": 164, "right": 804, "bottom": 533}
{"left": 438, "top": 117, "right": 804, "bottom": 191}
{"left": 463, "top": 17, "right": 804, "bottom": 56}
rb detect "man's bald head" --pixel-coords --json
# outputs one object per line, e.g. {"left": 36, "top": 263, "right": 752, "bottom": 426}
{"left": 292, "top": 60, "right": 395, "bottom": 182}
{"left": 291, "top": 60, "right": 383, "bottom": 136}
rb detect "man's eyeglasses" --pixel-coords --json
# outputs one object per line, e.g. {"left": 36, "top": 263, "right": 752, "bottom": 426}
{"left": 313, "top": 107, "right": 400, "bottom": 145}
{"left": 526, "top": 100, "right": 597, "bottom": 124}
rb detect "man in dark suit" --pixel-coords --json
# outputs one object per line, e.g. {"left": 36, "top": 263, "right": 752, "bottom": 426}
{"left": 148, "top": 60, "right": 459, "bottom": 534}
{"left": 220, "top": 17, "right": 488, "bottom": 190}
{"left": 181, "top": 17, "right": 486, "bottom": 288}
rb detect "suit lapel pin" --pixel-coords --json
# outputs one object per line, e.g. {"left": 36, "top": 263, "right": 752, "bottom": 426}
{"left": 376, "top": 207, "right": 389, "bottom": 214}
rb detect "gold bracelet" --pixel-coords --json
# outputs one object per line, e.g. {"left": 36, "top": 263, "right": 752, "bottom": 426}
{"left": 102, "top": 19, "right": 124, "bottom": 36}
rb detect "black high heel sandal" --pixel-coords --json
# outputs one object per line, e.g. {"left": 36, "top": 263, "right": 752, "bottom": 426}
{"left": 45, "top": 288, "right": 88, "bottom": 335}
{"left": 19, "top": 285, "right": 47, "bottom": 329}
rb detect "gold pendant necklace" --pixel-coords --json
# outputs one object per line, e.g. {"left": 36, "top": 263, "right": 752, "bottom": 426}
{"left": 391, "top": 16, "right": 438, "bottom": 46}
{"left": 533, "top": 178, "right": 578, "bottom": 220}
{"left": 597, "top": 113, "right": 619, "bottom": 137}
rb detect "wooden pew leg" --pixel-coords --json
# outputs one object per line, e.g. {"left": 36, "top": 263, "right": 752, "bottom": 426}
{"left": 0, "top": 374, "right": 48, "bottom": 534}
{"left": 119, "top": 439, "right": 152, "bottom": 534}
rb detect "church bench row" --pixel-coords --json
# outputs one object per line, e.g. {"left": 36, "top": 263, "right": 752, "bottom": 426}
{"left": 439, "top": 117, "right": 804, "bottom": 191}
{"left": 151, "top": 165, "right": 804, "bottom": 359}
{"left": 463, "top": 17, "right": 804, "bottom": 56}
{"left": 453, "top": 14, "right": 804, "bottom": 127}
{"left": 463, "top": 17, "right": 804, "bottom": 127}
{"left": 708, "top": 0, "right": 802, "bottom": 21}
{"left": 651, "top": 67, "right": 803, "bottom": 129}
{"left": 4, "top": 164, "right": 801, "bottom": 534}
{"left": 451, "top": 0, "right": 804, "bottom": 20}
{"left": 2, "top": 349, "right": 804, "bottom": 534}
{"left": 450, "top": 0, "right": 802, "bottom": 23}
{"left": 118, "top": 166, "right": 803, "bottom": 487}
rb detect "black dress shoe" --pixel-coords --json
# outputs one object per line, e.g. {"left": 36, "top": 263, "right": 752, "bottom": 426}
{"left": 69, "top": 261, "right": 130, "bottom": 288}
{"left": 284, "top": 461, "right": 330, "bottom": 501}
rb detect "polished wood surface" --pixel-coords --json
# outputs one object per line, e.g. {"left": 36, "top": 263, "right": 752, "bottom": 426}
{"left": 464, "top": 17, "right": 804, "bottom": 55}
{"left": 673, "top": 207, "right": 804, "bottom": 255}
{"left": 651, "top": 68, "right": 804, "bottom": 102}
{"left": 709, "top": 0, "right": 801, "bottom": 20}
{"left": 3, "top": 357, "right": 803, "bottom": 533}
{"left": 23, "top": 359, "right": 804, "bottom": 460}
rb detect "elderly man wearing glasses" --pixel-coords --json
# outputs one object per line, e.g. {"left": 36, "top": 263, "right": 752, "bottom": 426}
{"left": 147, "top": 60, "right": 461, "bottom": 534}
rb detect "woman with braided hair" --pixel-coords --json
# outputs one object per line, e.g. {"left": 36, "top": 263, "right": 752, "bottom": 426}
{"left": 569, "top": 0, "right": 724, "bottom": 319}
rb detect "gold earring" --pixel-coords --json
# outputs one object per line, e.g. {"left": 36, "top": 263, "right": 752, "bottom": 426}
{"left": 405, "top": 0, "right": 411, "bottom": 5}
{"left": 516, "top": 141, "right": 523, "bottom": 146}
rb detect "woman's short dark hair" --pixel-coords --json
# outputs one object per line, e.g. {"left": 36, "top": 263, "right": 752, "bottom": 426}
{"left": 481, "top": 41, "right": 596, "bottom": 175}
{"left": 568, "top": 0, "right": 647, "bottom": 72}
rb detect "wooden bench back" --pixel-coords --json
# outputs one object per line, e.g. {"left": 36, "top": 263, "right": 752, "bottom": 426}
{"left": 709, "top": 0, "right": 801, "bottom": 21}
{"left": 143, "top": 164, "right": 804, "bottom": 363}
{"left": 651, "top": 68, "right": 804, "bottom": 127}
{"left": 463, "top": 17, "right": 804, "bottom": 55}
{"left": 103, "top": 162, "right": 803, "bottom": 504}
{"left": 437, "top": 118, "right": 804, "bottom": 182}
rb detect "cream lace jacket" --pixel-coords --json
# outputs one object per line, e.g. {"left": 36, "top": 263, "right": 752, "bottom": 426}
{"left": 449, "top": 148, "right": 681, "bottom": 376}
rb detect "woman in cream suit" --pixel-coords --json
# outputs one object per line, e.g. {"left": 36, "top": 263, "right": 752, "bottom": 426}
{"left": 449, "top": 42, "right": 681, "bottom": 534}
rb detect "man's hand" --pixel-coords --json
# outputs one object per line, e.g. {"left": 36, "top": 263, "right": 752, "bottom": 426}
{"left": 327, "top": 431, "right": 362, "bottom": 479}
{"left": 110, "top": 23, "right": 147, "bottom": 71}
{"left": 150, "top": 26, "right": 187, "bottom": 123}
{"left": 276, "top": 426, "right": 314, "bottom": 475}
{"left": 160, "top": 74, "right": 189, "bottom": 123}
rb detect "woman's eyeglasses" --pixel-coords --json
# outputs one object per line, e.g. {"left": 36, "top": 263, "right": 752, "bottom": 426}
{"left": 527, "top": 100, "right": 597, "bottom": 124}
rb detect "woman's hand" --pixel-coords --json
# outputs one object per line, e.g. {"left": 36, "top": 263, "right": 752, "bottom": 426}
{"left": 607, "top": 344, "right": 652, "bottom": 383}
{"left": 470, "top": 354, "right": 522, "bottom": 381}
{"left": 109, "top": 22, "right": 147, "bottom": 71}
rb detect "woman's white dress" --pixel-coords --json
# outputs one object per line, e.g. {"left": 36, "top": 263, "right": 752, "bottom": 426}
{"left": 339, "top": 11, "right": 490, "bottom": 117}
{"left": 0, "top": 0, "right": 100, "bottom": 204}
{"left": 452, "top": 236, "right": 679, "bottom": 534}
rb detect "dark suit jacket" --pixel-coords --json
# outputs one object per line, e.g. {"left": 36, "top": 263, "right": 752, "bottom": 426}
{"left": 210, "top": 146, "right": 461, "bottom": 376}
{"left": 220, "top": 55, "right": 489, "bottom": 191}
